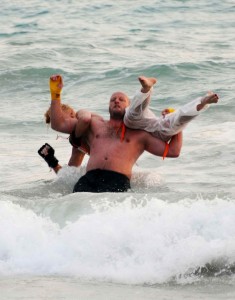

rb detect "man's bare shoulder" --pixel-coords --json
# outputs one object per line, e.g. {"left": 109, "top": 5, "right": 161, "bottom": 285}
{"left": 126, "top": 127, "right": 163, "bottom": 145}
{"left": 126, "top": 127, "right": 148, "bottom": 137}
{"left": 125, "top": 127, "right": 149, "bottom": 142}
{"left": 91, "top": 113, "right": 104, "bottom": 121}
{"left": 90, "top": 113, "right": 105, "bottom": 130}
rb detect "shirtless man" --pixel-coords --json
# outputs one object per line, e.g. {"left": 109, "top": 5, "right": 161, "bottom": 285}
{"left": 49, "top": 74, "right": 182, "bottom": 193}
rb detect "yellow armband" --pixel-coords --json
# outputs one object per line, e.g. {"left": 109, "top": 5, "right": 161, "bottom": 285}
{"left": 49, "top": 75, "right": 63, "bottom": 101}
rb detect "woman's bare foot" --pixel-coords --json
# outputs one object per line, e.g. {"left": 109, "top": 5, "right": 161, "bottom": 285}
{"left": 197, "top": 92, "right": 219, "bottom": 111}
{"left": 138, "top": 76, "right": 157, "bottom": 93}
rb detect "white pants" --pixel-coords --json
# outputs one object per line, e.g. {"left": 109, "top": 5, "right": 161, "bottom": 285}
{"left": 124, "top": 89, "right": 208, "bottom": 142}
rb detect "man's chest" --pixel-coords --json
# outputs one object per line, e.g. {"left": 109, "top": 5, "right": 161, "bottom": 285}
{"left": 91, "top": 121, "right": 124, "bottom": 140}
{"left": 90, "top": 121, "right": 145, "bottom": 153}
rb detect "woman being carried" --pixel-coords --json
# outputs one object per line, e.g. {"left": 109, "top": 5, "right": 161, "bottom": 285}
{"left": 124, "top": 76, "right": 219, "bottom": 143}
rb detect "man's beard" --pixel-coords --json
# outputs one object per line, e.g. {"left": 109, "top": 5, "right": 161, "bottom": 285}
{"left": 109, "top": 108, "right": 125, "bottom": 120}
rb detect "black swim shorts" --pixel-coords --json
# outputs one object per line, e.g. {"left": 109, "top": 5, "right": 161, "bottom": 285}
{"left": 73, "top": 169, "right": 131, "bottom": 193}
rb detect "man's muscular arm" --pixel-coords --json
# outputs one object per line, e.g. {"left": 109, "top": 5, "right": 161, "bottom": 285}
{"left": 49, "top": 75, "right": 77, "bottom": 133}
{"left": 144, "top": 132, "right": 183, "bottom": 158}
{"left": 168, "top": 132, "right": 182, "bottom": 157}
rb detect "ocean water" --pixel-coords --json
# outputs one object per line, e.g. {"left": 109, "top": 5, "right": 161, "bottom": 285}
{"left": 0, "top": 0, "right": 235, "bottom": 299}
